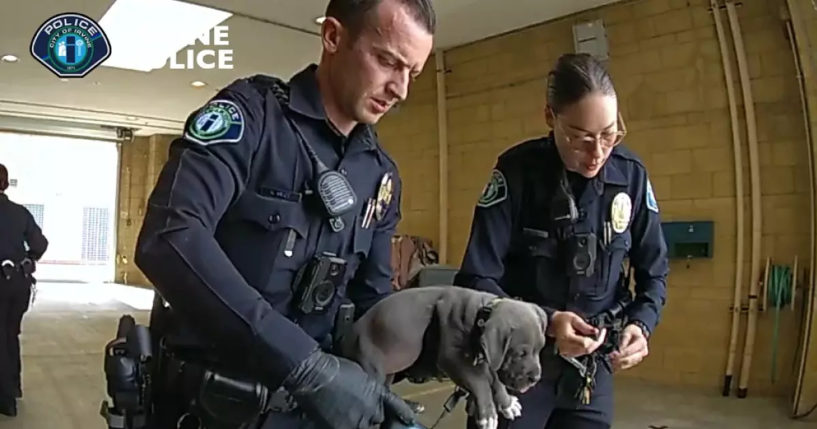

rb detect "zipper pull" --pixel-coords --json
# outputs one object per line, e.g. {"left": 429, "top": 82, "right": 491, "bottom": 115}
{"left": 283, "top": 229, "right": 297, "bottom": 257}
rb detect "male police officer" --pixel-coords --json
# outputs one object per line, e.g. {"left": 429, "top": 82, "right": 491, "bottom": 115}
{"left": 133, "top": 1, "right": 435, "bottom": 428}
{"left": 0, "top": 163, "right": 48, "bottom": 417}
{"left": 454, "top": 53, "right": 669, "bottom": 428}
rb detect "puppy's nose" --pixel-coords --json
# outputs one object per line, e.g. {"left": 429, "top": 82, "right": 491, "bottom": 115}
{"left": 526, "top": 370, "right": 540, "bottom": 384}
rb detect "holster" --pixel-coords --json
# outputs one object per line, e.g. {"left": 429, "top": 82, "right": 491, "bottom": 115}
{"left": 1, "top": 260, "right": 16, "bottom": 280}
{"left": 151, "top": 336, "right": 284, "bottom": 429}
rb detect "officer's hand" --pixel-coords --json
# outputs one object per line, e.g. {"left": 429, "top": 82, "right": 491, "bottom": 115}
{"left": 283, "top": 349, "right": 417, "bottom": 429}
{"left": 547, "top": 311, "right": 606, "bottom": 358}
{"left": 610, "top": 324, "right": 649, "bottom": 371}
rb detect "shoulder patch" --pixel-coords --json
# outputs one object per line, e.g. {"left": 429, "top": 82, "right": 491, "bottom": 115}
{"left": 184, "top": 99, "right": 245, "bottom": 146}
{"left": 477, "top": 169, "right": 508, "bottom": 208}
{"left": 646, "top": 178, "right": 659, "bottom": 213}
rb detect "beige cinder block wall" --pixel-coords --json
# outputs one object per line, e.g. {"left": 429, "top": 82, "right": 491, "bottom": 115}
{"left": 377, "top": 0, "right": 812, "bottom": 396}
{"left": 115, "top": 134, "right": 175, "bottom": 287}
{"left": 786, "top": 0, "right": 817, "bottom": 415}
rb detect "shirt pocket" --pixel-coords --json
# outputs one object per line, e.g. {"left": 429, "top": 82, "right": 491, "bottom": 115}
{"left": 522, "top": 228, "right": 564, "bottom": 303}
{"left": 597, "top": 230, "right": 631, "bottom": 297}
{"left": 230, "top": 191, "right": 311, "bottom": 273}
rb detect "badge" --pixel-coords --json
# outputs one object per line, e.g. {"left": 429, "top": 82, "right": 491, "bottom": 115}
{"left": 374, "top": 173, "right": 393, "bottom": 221}
{"left": 610, "top": 192, "right": 632, "bottom": 233}
{"left": 646, "top": 178, "right": 659, "bottom": 213}
{"left": 184, "top": 99, "right": 245, "bottom": 146}
{"left": 477, "top": 169, "right": 507, "bottom": 208}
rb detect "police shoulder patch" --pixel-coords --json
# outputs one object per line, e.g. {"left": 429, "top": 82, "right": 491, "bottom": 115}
{"left": 646, "top": 178, "right": 659, "bottom": 213}
{"left": 184, "top": 99, "right": 245, "bottom": 146}
{"left": 477, "top": 169, "right": 508, "bottom": 208}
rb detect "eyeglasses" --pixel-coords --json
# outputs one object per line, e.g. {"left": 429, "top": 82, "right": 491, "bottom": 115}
{"left": 555, "top": 112, "right": 627, "bottom": 151}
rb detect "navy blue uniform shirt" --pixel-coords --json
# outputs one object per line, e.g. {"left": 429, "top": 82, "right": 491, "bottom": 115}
{"left": 454, "top": 134, "right": 668, "bottom": 334}
{"left": 0, "top": 193, "right": 48, "bottom": 263}
{"left": 135, "top": 65, "right": 402, "bottom": 386}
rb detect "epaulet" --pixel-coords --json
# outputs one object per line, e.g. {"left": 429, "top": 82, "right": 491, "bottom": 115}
{"left": 610, "top": 144, "right": 646, "bottom": 169}
{"left": 247, "top": 74, "right": 291, "bottom": 106}
{"left": 497, "top": 136, "right": 549, "bottom": 164}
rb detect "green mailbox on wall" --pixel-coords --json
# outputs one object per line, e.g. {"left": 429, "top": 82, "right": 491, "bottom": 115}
{"left": 660, "top": 221, "right": 714, "bottom": 259}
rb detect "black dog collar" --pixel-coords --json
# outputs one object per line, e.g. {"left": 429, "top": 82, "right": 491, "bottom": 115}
{"left": 469, "top": 298, "right": 502, "bottom": 366}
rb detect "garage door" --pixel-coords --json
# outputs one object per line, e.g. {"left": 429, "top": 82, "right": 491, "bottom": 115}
{"left": 0, "top": 130, "right": 120, "bottom": 283}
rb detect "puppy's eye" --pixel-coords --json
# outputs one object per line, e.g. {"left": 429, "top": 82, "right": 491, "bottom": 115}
{"left": 519, "top": 349, "right": 528, "bottom": 358}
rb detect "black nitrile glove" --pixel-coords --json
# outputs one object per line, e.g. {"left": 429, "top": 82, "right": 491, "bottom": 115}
{"left": 283, "top": 349, "right": 417, "bottom": 429}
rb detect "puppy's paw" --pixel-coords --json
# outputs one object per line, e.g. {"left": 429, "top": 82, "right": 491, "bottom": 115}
{"left": 476, "top": 413, "right": 498, "bottom": 429}
{"left": 499, "top": 395, "right": 522, "bottom": 420}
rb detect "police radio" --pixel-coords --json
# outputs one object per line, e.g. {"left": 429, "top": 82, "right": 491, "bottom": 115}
{"left": 287, "top": 118, "right": 357, "bottom": 232}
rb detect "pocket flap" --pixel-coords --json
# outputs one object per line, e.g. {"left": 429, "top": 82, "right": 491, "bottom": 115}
{"left": 233, "top": 192, "right": 309, "bottom": 237}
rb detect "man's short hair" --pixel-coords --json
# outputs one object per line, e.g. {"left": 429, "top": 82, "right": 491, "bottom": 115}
{"left": 0, "top": 163, "right": 8, "bottom": 191}
{"left": 325, "top": 0, "right": 436, "bottom": 38}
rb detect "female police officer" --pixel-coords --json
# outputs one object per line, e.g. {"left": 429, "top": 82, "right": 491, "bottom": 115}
{"left": 454, "top": 53, "right": 669, "bottom": 428}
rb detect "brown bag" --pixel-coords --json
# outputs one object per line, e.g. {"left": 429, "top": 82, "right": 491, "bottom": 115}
{"left": 390, "top": 235, "right": 439, "bottom": 291}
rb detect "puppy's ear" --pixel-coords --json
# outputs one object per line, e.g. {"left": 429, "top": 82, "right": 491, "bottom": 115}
{"left": 533, "top": 305, "right": 549, "bottom": 338}
{"left": 479, "top": 317, "right": 511, "bottom": 371}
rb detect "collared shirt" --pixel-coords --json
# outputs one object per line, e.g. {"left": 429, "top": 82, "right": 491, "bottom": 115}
{"left": 454, "top": 133, "right": 668, "bottom": 334}
{"left": 135, "top": 64, "right": 402, "bottom": 385}
{"left": 0, "top": 193, "right": 48, "bottom": 264}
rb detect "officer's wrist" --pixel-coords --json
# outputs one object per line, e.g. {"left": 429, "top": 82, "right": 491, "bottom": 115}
{"left": 628, "top": 320, "right": 650, "bottom": 340}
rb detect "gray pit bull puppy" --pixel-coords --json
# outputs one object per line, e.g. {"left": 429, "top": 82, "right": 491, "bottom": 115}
{"left": 340, "top": 285, "right": 549, "bottom": 429}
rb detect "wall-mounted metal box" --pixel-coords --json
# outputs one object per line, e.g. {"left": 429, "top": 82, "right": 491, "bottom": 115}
{"left": 660, "top": 221, "right": 714, "bottom": 259}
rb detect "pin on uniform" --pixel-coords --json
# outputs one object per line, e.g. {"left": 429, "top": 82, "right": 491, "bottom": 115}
{"left": 363, "top": 172, "right": 393, "bottom": 229}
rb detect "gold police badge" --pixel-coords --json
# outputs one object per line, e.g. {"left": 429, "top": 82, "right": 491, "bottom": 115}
{"left": 610, "top": 192, "right": 632, "bottom": 233}
{"left": 375, "top": 172, "right": 393, "bottom": 221}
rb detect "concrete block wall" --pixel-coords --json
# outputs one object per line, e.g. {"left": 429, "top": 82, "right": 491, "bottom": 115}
{"left": 115, "top": 134, "right": 175, "bottom": 287}
{"left": 374, "top": 0, "right": 812, "bottom": 396}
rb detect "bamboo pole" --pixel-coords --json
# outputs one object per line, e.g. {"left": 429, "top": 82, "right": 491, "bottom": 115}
{"left": 711, "top": 0, "right": 747, "bottom": 397}
{"left": 435, "top": 50, "right": 449, "bottom": 265}
{"left": 725, "top": 0, "right": 763, "bottom": 399}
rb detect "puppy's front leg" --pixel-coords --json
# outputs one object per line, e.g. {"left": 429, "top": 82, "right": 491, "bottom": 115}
{"left": 439, "top": 360, "right": 498, "bottom": 429}
{"left": 489, "top": 372, "right": 521, "bottom": 420}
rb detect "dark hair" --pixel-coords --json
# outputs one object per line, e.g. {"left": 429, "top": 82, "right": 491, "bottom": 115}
{"left": 0, "top": 163, "right": 7, "bottom": 191}
{"left": 546, "top": 53, "right": 616, "bottom": 114}
{"left": 325, "top": 0, "right": 436, "bottom": 38}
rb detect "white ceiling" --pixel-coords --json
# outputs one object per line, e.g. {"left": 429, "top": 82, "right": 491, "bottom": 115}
{"left": 0, "top": 0, "right": 620, "bottom": 136}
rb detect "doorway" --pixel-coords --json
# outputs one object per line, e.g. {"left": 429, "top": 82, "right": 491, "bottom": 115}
{"left": 0, "top": 131, "right": 119, "bottom": 283}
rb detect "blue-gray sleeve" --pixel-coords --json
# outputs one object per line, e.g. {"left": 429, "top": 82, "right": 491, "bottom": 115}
{"left": 626, "top": 171, "right": 669, "bottom": 334}
{"left": 135, "top": 81, "right": 318, "bottom": 386}
{"left": 453, "top": 163, "right": 515, "bottom": 298}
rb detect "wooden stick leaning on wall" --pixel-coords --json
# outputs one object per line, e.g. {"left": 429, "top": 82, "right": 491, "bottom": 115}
{"left": 710, "top": 0, "right": 746, "bottom": 397}
{"left": 435, "top": 49, "right": 449, "bottom": 265}
{"left": 725, "top": 0, "right": 763, "bottom": 399}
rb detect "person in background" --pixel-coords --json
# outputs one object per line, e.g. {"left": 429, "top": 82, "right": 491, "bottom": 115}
{"left": 0, "top": 163, "right": 49, "bottom": 417}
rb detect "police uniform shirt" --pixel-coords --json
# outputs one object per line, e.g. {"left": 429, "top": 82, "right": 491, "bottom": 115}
{"left": 454, "top": 133, "right": 668, "bottom": 335}
{"left": 135, "top": 64, "right": 402, "bottom": 386}
{"left": 0, "top": 193, "right": 48, "bottom": 264}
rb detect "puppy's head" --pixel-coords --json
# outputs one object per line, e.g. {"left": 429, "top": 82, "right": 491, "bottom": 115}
{"left": 479, "top": 299, "right": 548, "bottom": 394}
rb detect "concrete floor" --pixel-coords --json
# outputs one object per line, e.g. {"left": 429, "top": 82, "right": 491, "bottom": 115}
{"left": 1, "top": 283, "right": 816, "bottom": 429}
